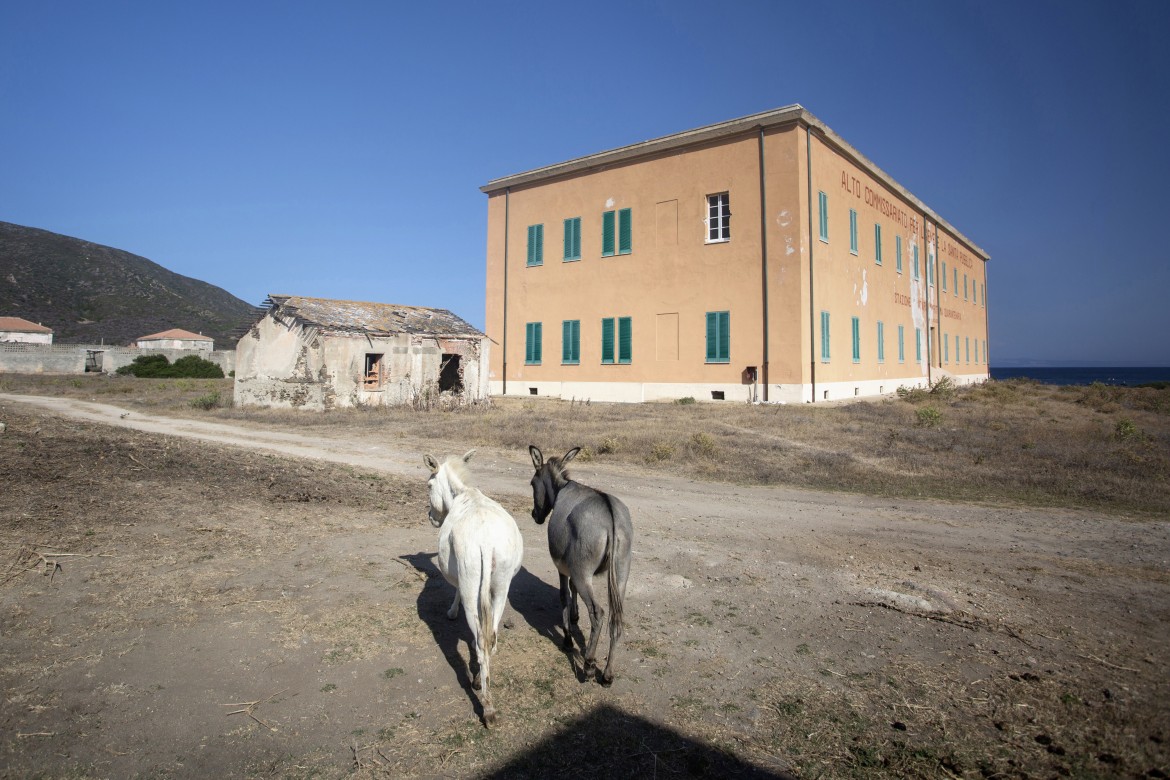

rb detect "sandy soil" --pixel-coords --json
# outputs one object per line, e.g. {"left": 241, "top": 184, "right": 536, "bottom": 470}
{"left": 1, "top": 393, "right": 1168, "bottom": 779}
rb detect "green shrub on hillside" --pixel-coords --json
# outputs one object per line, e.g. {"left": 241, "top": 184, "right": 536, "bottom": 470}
{"left": 116, "top": 354, "right": 224, "bottom": 379}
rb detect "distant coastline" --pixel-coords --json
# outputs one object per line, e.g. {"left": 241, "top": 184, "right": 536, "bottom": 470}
{"left": 989, "top": 366, "right": 1170, "bottom": 386}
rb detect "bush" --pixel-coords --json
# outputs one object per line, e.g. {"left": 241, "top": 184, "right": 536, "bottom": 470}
{"left": 675, "top": 396, "right": 696, "bottom": 405}
{"left": 190, "top": 392, "right": 221, "bottom": 410}
{"left": 116, "top": 354, "right": 224, "bottom": 379}
{"left": 916, "top": 406, "right": 942, "bottom": 428}
{"left": 1115, "top": 418, "right": 1139, "bottom": 440}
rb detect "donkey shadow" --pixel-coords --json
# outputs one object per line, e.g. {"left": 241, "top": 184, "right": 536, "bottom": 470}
{"left": 401, "top": 553, "right": 590, "bottom": 692}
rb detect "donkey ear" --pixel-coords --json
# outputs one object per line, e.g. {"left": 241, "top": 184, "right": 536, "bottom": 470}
{"left": 562, "top": 447, "right": 581, "bottom": 465}
{"left": 462, "top": 449, "right": 476, "bottom": 463}
{"left": 529, "top": 445, "right": 544, "bottom": 470}
{"left": 424, "top": 454, "right": 439, "bottom": 472}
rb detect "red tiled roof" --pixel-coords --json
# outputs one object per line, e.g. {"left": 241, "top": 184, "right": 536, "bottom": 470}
{"left": 137, "top": 329, "right": 210, "bottom": 341}
{"left": 0, "top": 316, "right": 52, "bottom": 333}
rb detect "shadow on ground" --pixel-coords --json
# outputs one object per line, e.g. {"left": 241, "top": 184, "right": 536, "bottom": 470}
{"left": 484, "top": 702, "right": 796, "bottom": 779}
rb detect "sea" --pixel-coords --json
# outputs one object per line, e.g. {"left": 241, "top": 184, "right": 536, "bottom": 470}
{"left": 989, "top": 366, "right": 1170, "bottom": 386}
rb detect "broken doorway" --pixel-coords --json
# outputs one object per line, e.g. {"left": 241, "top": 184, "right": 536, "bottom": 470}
{"left": 439, "top": 354, "right": 463, "bottom": 393}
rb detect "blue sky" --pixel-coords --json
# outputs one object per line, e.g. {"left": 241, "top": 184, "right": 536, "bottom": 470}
{"left": 2, "top": 0, "right": 1167, "bottom": 365}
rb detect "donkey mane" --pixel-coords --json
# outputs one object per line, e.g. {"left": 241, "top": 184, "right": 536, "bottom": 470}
{"left": 441, "top": 455, "right": 472, "bottom": 486}
{"left": 546, "top": 456, "right": 572, "bottom": 488}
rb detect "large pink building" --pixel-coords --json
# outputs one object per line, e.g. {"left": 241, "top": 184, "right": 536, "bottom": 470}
{"left": 482, "top": 105, "right": 989, "bottom": 404}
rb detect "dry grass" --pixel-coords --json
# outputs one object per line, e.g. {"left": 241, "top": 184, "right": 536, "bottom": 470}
{"left": 4, "top": 373, "right": 1169, "bottom": 515}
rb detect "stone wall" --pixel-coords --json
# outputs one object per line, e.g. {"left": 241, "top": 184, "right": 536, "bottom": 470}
{"left": 0, "top": 343, "right": 236, "bottom": 376}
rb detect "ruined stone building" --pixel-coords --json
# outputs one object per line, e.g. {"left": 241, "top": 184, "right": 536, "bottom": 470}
{"left": 234, "top": 295, "right": 489, "bottom": 410}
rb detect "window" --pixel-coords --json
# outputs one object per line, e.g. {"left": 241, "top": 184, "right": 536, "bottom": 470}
{"left": 982, "top": 283, "right": 986, "bottom": 307}
{"left": 953, "top": 268, "right": 958, "bottom": 296}
{"left": 526, "top": 224, "right": 543, "bottom": 266}
{"left": 601, "top": 317, "right": 632, "bottom": 364}
{"left": 705, "top": 311, "right": 730, "bottom": 363}
{"left": 898, "top": 325, "right": 905, "bottom": 363}
{"left": 706, "top": 193, "right": 730, "bottom": 242}
{"left": 364, "top": 353, "right": 384, "bottom": 389}
{"left": 915, "top": 327, "right": 922, "bottom": 363}
{"left": 820, "top": 311, "right": 830, "bottom": 362}
{"left": 964, "top": 274, "right": 969, "bottom": 300}
{"left": 849, "top": 209, "right": 858, "bottom": 255}
{"left": 973, "top": 279, "right": 978, "bottom": 305}
{"left": 874, "top": 224, "right": 883, "bottom": 265}
{"left": 602, "top": 208, "right": 633, "bottom": 256}
{"left": 877, "top": 321, "right": 885, "bottom": 363}
{"left": 562, "top": 320, "right": 580, "bottom": 364}
{"left": 563, "top": 217, "right": 581, "bottom": 261}
{"left": 975, "top": 339, "right": 980, "bottom": 364}
{"left": 851, "top": 316, "right": 860, "bottom": 362}
{"left": 913, "top": 244, "right": 920, "bottom": 280}
{"left": 942, "top": 261, "right": 948, "bottom": 291}
{"left": 955, "top": 335, "right": 960, "bottom": 363}
{"left": 984, "top": 339, "right": 988, "bottom": 362}
{"left": 944, "top": 332, "right": 949, "bottom": 363}
{"left": 966, "top": 337, "right": 970, "bottom": 363}
{"left": 896, "top": 235, "right": 903, "bottom": 273}
{"left": 818, "top": 191, "right": 828, "bottom": 242}
{"left": 927, "top": 249, "right": 934, "bottom": 286}
{"left": 525, "top": 322, "right": 542, "bottom": 365}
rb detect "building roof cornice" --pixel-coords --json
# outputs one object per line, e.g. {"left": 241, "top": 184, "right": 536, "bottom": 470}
{"left": 480, "top": 104, "right": 988, "bottom": 261}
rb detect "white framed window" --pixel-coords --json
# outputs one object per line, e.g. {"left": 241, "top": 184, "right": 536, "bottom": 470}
{"left": 706, "top": 193, "right": 730, "bottom": 243}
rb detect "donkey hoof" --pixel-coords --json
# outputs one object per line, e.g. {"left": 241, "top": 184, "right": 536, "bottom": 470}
{"left": 583, "top": 659, "right": 597, "bottom": 674}
{"left": 600, "top": 671, "right": 615, "bottom": 687}
{"left": 483, "top": 707, "right": 497, "bottom": 727}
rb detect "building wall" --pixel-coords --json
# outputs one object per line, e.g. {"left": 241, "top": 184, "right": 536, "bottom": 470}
{"left": 0, "top": 343, "right": 235, "bottom": 375}
{"left": 137, "top": 337, "right": 214, "bottom": 350}
{"left": 0, "top": 330, "right": 53, "bottom": 345}
{"left": 234, "top": 315, "right": 489, "bottom": 410}
{"left": 485, "top": 120, "right": 989, "bottom": 403}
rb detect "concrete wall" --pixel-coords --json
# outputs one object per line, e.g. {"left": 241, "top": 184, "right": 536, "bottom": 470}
{"left": 0, "top": 343, "right": 235, "bottom": 375}
{"left": 234, "top": 315, "right": 489, "bottom": 410}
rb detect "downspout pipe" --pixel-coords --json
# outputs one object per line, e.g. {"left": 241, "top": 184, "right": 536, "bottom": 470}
{"left": 806, "top": 123, "right": 817, "bottom": 403}
{"left": 502, "top": 188, "right": 510, "bottom": 395}
{"left": 758, "top": 126, "right": 770, "bottom": 402}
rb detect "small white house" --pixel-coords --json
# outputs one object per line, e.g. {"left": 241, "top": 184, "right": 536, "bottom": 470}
{"left": 0, "top": 316, "right": 54, "bottom": 344}
{"left": 234, "top": 294, "right": 490, "bottom": 410}
{"left": 136, "top": 329, "right": 214, "bottom": 350}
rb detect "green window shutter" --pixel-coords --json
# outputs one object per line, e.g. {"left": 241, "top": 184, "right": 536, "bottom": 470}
{"left": 602, "top": 211, "right": 615, "bottom": 257}
{"left": 601, "top": 318, "right": 614, "bottom": 363}
{"left": 618, "top": 316, "right": 632, "bottom": 363}
{"left": 915, "top": 328, "right": 922, "bottom": 363}
{"left": 718, "top": 312, "right": 729, "bottom": 362}
{"left": 525, "top": 322, "right": 542, "bottom": 364}
{"left": 849, "top": 209, "right": 858, "bottom": 254}
{"left": 953, "top": 268, "right": 958, "bottom": 295}
{"left": 562, "top": 320, "right": 571, "bottom": 363}
{"left": 563, "top": 218, "right": 581, "bottom": 261}
{"left": 942, "top": 262, "right": 948, "bottom": 290}
{"left": 896, "top": 236, "right": 903, "bottom": 273}
{"left": 818, "top": 192, "right": 828, "bottom": 241}
{"left": 964, "top": 274, "right": 968, "bottom": 300}
{"left": 913, "top": 244, "right": 919, "bottom": 279}
{"left": 875, "top": 224, "right": 882, "bottom": 265}
{"left": 927, "top": 250, "right": 934, "bottom": 286}
{"left": 898, "top": 325, "right": 905, "bottom": 363}
{"left": 820, "top": 311, "right": 830, "bottom": 361}
{"left": 527, "top": 225, "right": 544, "bottom": 266}
{"left": 535, "top": 322, "right": 542, "bottom": 363}
{"left": 851, "top": 317, "right": 860, "bottom": 362}
{"left": 706, "top": 311, "right": 729, "bottom": 362}
{"left": 877, "top": 321, "right": 885, "bottom": 363}
{"left": 944, "top": 331, "right": 949, "bottom": 363}
{"left": 617, "top": 208, "right": 632, "bottom": 255}
{"left": 706, "top": 312, "right": 717, "bottom": 362}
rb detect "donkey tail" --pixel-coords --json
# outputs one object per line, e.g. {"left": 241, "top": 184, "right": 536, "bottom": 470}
{"left": 603, "top": 494, "right": 624, "bottom": 638}
{"left": 479, "top": 546, "right": 496, "bottom": 655}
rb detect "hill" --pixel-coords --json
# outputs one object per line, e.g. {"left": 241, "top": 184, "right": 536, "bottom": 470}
{"left": 0, "top": 221, "right": 261, "bottom": 347}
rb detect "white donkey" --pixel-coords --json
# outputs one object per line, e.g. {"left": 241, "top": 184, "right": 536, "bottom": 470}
{"left": 424, "top": 450, "right": 523, "bottom": 727}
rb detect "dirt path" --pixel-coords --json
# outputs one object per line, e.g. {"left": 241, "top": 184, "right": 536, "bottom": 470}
{"left": 2, "top": 392, "right": 1168, "bottom": 778}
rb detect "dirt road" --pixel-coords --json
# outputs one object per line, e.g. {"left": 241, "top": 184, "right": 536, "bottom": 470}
{"left": 2, "top": 393, "right": 1168, "bottom": 778}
